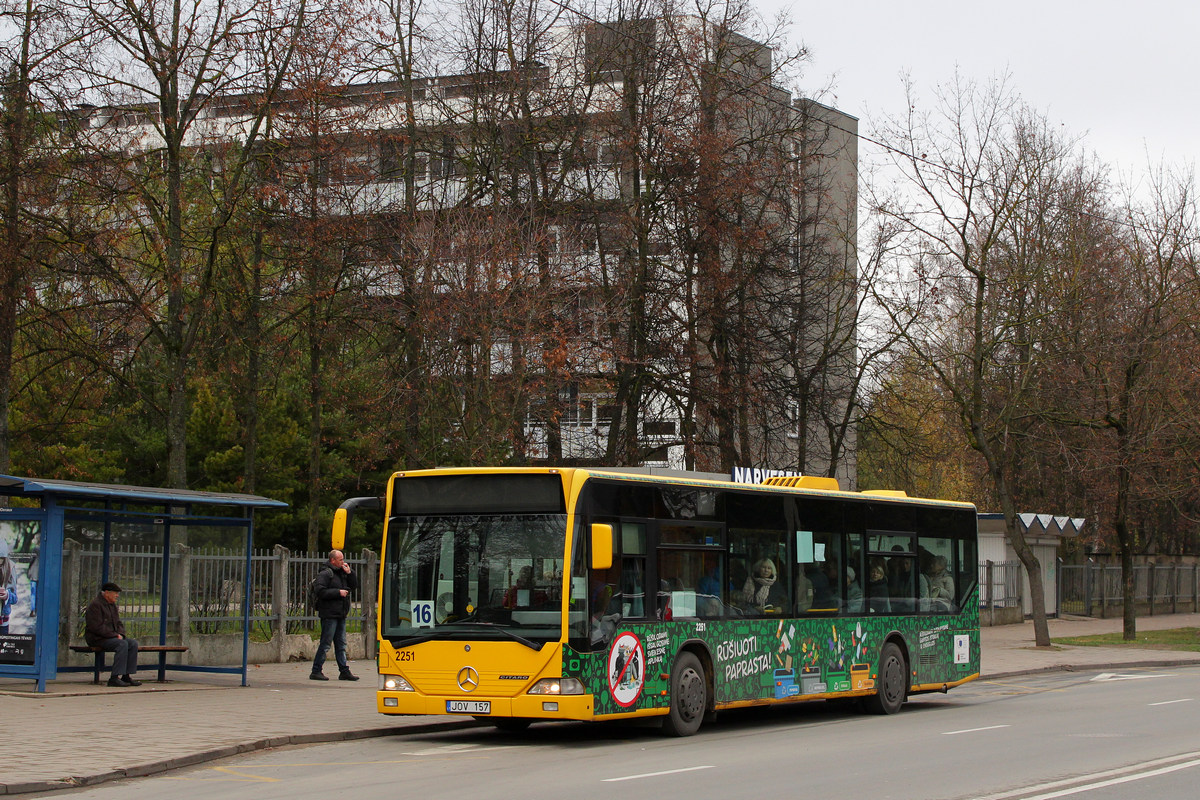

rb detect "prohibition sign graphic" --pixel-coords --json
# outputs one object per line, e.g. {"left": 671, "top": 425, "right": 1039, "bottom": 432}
{"left": 607, "top": 631, "right": 645, "bottom": 708}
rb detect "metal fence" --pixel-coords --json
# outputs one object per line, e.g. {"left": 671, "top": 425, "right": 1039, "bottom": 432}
{"left": 979, "top": 560, "right": 1023, "bottom": 608}
{"left": 1059, "top": 562, "right": 1200, "bottom": 618}
{"left": 59, "top": 542, "right": 378, "bottom": 646}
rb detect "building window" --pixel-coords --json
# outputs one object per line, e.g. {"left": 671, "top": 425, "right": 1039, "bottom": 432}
{"left": 643, "top": 420, "right": 675, "bottom": 437}
{"left": 597, "top": 402, "right": 619, "bottom": 424}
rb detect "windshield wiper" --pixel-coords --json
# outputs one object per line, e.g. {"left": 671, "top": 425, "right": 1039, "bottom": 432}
{"left": 390, "top": 623, "right": 547, "bottom": 651}
{"left": 447, "top": 622, "right": 545, "bottom": 651}
{"left": 388, "top": 630, "right": 459, "bottom": 648}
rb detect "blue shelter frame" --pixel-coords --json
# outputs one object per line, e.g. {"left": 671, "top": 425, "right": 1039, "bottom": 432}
{"left": 0, "top": 475, "right": 287, "bottom": 692}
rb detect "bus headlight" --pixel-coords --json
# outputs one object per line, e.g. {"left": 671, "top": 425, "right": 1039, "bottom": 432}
{"left": 528, "top": 677, "right": 584, "bottom": 695}
{"left": 381, "top": 674, "right": 415, "bottom": 692}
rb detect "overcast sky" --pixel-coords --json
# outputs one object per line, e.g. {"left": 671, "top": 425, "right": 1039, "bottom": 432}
{"left": 762, "top": 1, "right": 1199, "bottom": 185}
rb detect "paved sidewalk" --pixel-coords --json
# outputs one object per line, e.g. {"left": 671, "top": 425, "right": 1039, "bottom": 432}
{"left": 981, "top": 611, "right": 1200, "bottom": 676}
{"left": 3, "top": 614, "right": 1199, "bottom": 796}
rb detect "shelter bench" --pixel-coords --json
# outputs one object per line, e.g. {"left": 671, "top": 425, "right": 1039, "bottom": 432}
{"left": 69, "top": 644, "right": 189, "bottom": 684}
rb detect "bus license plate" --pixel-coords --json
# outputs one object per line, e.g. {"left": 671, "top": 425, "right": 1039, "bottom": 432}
{"left": 446, "top": 700, "right": 490, "bottom": 714}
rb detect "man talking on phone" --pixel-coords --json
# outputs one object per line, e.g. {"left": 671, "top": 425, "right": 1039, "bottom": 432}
{"left": 310, "top": 550, "right": 360, "bottom": 681}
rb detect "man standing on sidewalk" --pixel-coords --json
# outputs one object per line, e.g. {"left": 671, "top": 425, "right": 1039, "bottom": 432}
{"left": 84, "top": 582, "right": 142, "bottom": 687}
{"left": 310, "top": 550, "right": 360, "bottom": 681}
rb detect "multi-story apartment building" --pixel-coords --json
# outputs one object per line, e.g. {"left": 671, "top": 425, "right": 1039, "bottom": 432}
{"left": 72, "top": 14, "right": 859, "bottom": 485}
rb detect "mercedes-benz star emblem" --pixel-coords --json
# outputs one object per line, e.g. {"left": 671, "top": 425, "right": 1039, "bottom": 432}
{"left": 457, "top": 666, "right": 480, "bottom": 693}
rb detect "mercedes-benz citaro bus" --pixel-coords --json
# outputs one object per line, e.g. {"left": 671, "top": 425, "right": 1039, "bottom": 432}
{"left": 330, "top": 467, "right": 980, "bottom": 736}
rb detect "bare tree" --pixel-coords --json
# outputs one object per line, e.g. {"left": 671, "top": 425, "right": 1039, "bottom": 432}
{"left": 1038, "top": 164, "right": 1200, "bottom": 638}
{"left": 871, "top": 75, "right": 1089, "bottom": 646}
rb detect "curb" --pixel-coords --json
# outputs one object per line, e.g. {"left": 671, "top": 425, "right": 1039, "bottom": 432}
{"left": 0, "top": 719, "right": 479, "bottom": 796}
{"left": 982, "top": 657, "right": 1200, "bottom": 681}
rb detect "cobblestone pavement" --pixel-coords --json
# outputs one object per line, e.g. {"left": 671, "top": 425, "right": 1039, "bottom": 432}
{"left": 3, "top": 613, "right": 1199, "bottom": 796}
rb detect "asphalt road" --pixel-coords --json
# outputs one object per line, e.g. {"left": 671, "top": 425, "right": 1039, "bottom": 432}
{"left": 58, "top": 666, "right": 1200, "bottom": 800}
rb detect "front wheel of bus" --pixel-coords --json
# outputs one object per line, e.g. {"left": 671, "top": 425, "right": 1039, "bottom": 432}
{"left": 865, "top": 641, "right": 907, "bottom": 715}
{"left": 662, "top": 652, "right": 706, "bottom": 737}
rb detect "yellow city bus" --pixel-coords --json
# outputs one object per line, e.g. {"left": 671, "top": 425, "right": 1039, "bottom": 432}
{"left": 333, "top": 467, "right": 979, "bottom": 736}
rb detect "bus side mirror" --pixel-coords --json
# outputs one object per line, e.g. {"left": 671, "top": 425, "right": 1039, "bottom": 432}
{"left": 329, "top": 496, "right": 383, "bottom": 552}
{"left": 331, "top": 508, "right": 349, "bottom": 551}
{"left": 590, "top": 523, "right": 613, "bottom": 570}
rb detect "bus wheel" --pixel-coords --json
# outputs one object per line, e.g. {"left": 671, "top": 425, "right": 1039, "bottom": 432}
{"left": 662, "top": 652, "right": 706, "bottom": 737}
{"left": 865, "top": 642, "right": 907, "bottom": 715}
{"left": 478, "top": 716, "right": 532, "bottom": 732}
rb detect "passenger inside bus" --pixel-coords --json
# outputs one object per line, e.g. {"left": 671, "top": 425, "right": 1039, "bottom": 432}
{"left": 589, "top": 582, "right": 622, "bottom": 645}
{"left": 742, "top": 558, "right": 787, "bottom": 613}
{"left": 926, "top": 555, "right": 955, "bottom": 609}
{"left": 795, "top": 567, "right": 814, "bottom": 611}
{"left": 845, "top": 566, "right": 864, "bottom": 613}
{"left": 820, "top": 559, "right": 843, "bottom": 607}
{"left": 887, "top": 547, "right": 911, "bottom": 608}
{"left": 867, "top": 557, "right": 890, "bottom": 612}
{"left": 696, "top": 557, "right": 723, "bottom": 618}
{"left": 917, "top": 549, "right": 936, "bottom": 610}
{"left": 807, "top": 561, "right": 835, "bottom": 610}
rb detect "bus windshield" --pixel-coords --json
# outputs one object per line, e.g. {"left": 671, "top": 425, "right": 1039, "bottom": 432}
{"left": 381, "top": 512, "right": 569, "bottom": 646}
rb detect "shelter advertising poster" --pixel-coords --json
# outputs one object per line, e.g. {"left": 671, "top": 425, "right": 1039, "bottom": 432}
{"left": 0, "top": 519, "right": 40, "bottom": 664}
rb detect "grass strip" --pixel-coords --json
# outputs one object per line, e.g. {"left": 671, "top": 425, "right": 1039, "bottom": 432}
{"left": 1053, "top": 627, "right": 1200, "bottom": 652}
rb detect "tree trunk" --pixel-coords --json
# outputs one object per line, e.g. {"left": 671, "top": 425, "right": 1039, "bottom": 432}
{"left": 306, "top": 297, "right": 322, "bottom": 552}
{"left": 1114, "top": 450, "right": 1137, "bottom": 640}
{"left": 980, "top": 425, "right": 1052, "bottom": 646}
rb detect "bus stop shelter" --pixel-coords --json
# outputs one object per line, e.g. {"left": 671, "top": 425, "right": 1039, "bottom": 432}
{"left": 0, "top": 475, "right": 287, "bottom": 692}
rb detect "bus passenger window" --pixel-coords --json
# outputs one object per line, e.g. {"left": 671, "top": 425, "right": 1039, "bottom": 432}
{"left": 657, "top": 549, "right": 708, "bottom": 619}
{"left": 798, "top": 526, "right": 841, "bottom": 613}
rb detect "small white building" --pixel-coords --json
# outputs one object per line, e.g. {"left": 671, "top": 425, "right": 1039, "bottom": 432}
{"left": 978, "top": 513, "right": 1085, "bottom": 618}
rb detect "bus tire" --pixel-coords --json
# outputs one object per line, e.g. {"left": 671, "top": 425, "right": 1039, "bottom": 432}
{"left": 661, "top": 651, "right": 706, "bottom": 737}
{"left": 865, "top": 641, "right": 907, "bottom": 715}
{"left": 480, "top": 716, "right": 533, "bottom": 732}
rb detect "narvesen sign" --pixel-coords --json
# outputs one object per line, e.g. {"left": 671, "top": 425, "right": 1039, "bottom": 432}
{"left": 730, "top": 467, "right": 801, "bottom": 485}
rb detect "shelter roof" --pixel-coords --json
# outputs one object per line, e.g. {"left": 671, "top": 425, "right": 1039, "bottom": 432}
{"left": 0, "top": 474, "right": 287, "bottom": 510}
{"left": 978, "top": 512, "right": 1085, "bottom": 538}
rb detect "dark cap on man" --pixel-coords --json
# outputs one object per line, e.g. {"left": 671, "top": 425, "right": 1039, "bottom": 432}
{"left": 101, "top": 582, "right": 122, "bottom": 593}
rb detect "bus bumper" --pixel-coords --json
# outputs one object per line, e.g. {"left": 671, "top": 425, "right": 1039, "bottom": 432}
{"left": 377, "top": 691, "right": 595, "bottom": 720}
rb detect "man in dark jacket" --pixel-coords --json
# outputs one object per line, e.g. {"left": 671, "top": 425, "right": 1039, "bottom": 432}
{"left": 310, "top": 550, "right": 359, "bottom": 681}
{"left": 84, "top": 582, "right": 142, "bottom": 687}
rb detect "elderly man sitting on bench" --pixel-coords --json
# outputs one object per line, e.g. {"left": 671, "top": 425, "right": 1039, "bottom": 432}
{"left": 84, "top": 582, "right": 141, "bottom": 687}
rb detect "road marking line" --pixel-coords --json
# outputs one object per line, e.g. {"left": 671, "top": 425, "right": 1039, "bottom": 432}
{"left": 603, "top": 765, "right": 714, "bottom": 782}
{"left": 1090, "top": 672, "right": 1177, "bottom": 682}
{"left": 399, "top": 746, "right": 511, "bottom": 754}
{"left": 943, "top": 724, "right": 1010, "bottom": 735}
{"left": 164, "top": 767, "right": 279, "bottom": 783}
{"left": 973, "top": 750, "right": 1200, "bottom": 800}
{"left": 1006, "top": 757, "right": 1200, "bottom": 799}
{"left": 1149, "top": 698, "right": 1193, "bottom": 706}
